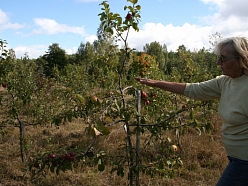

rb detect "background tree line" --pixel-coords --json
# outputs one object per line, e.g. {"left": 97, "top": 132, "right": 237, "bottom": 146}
{"left": 22, "top": 30, "right": 221, "bottom": 84}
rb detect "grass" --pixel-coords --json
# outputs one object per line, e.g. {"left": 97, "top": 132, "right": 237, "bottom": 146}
{"left": 0, "top": 86, "right": 228, "bottom": 185}
{"left": 0, "top": 115, "right": 227, "bottom": 186}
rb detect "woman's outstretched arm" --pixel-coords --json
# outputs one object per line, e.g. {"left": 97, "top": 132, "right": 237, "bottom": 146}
{"left": 135, "top": 77, "right": 186, "bottom": 95}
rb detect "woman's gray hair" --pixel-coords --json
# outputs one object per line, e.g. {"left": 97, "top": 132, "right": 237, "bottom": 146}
{"left": 214, "top": 37, "right": 248, "bottom": 75}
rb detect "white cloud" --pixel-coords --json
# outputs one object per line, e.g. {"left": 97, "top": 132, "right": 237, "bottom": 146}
{"left": 65, "top": 46, "right": 78, "bottom": 55}
{"left": 0, "top": 22, "right": 24, "bottom": 32}
{"left": 0, "top": 9, "right": 9, "bottom": 24}
{"left": 200, "top": 0, "right": 248, "bottom": 36}
{"left": 0, "top": 9, "right": 24, "bottom": 32}
{"left": 14, "top": 45, "right": 47, "bottom": 59}
{"left": 119, "top": 23, "right": 213, "bottom": 52}
{"left": 14, "top": 45, "right": 80, "bottom": 59}
{"left": 33, "top": 18, "right": 86, "bottom": 36}
{"left": 200, "top": 0, "right": 224, "bottom": 5}
{"left": 122, "top": 0, "right": 248, "bottom": 52}
{"left": 85, "top": 35, "right": 98, "bottom": 43}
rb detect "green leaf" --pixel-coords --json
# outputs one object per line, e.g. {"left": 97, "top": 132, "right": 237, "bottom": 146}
{"left": 205, "top": 122, "right": 214, "bottom": 130}
{"left": 158, "top": 161, "right": 164, "bottom": 169}
{"left": 113, "top": 13, "right": 120, "bottom": 18}
{"left": 128, "top": 0, "right": 138, "bottom": 4}
{"left": 127, "top": 6, "right": 134, "bottom": 12}
{"left": 51, "top": 117, "right": 62, "bottom": 126}
{"left": 93, "top": 157, "right": 99, "bottom": 165}
{"left": 56, "top": 166, "right": 60, "bottom": 175}
{"left": 132, "top": 22, "right": 139, "bottom": 31}
{"left": 189, "top": 111, "right": 194, "bottom": 119}
{"left": 182, "top": 128, "right": 186, "bottom": 135}
{"left": 104, "top": 115, "right": 113, "bottom": 123}
{"left": 117, "top": 17, "right": 122, "bottom": 26}
{"left": 98, "top": 163, "right": 105, "bottom": 171}
{"left": 117, "top": 167, "right": 124, "bottom": 177}
{"left": 136, "top": 5, "right": 141, "bottom": 10}
{"left": 140, "top": 117, "right": 147, "bottom": 124}
{"left": 50, "top": 165, "right": 55, "bottom": 173}
{"left": 75, "top": 94, "right": 84, "bottom": 103}
{"left": 95, "top": 120, "right": 110, "bottom": 135}
{"left": 67, "top": 114, "right": 72, "bottom": 122}
{"left": 124, "top": 111, "right": 130, "bottom": 121}
{"left": 106, "top": 27, "right": 113, "bottom": 35}
{"left": 120, "top": 49, "right": 126, "bottom": 53}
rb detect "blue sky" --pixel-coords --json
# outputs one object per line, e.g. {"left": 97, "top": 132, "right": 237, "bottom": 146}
{"left": 1, "top": 0, "right": 248, "bottom": 58}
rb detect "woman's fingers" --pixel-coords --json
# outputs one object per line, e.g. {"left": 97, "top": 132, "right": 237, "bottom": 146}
{"left": 135, "top": 77, "right": 141, "bottom": 81}
{"left": 135, "top": 77, "right": 148, "bottom": 84}
{"left": 135, "top": 77, "right": 145, "bottom": 81}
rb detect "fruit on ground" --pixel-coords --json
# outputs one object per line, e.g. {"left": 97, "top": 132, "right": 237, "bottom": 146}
{"left": 70, "top": 152, "right": 76, "bottom": 157}
{"left": 50, "top": 154, "right": 56, "bottom": 159}
{"left": 2, "top": 83, "right": 8, "bottom": 88}
{"left": 34, "top": 163, "right": 40, "bottom": 168}
{"left": 92, "top": 95, "right": 98, "bottom": 102}
{"left": 171, "top": 145, "right": 178, "bottom": 152}
{"left": 145, "top": 100, "right": 150, "bottom": 105}
{"left": 65, "top": 153, "right": 71, "bottom": 159}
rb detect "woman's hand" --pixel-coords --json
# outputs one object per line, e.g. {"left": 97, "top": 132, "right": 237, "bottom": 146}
{"left": 135, "top": 77, "right": 186, "bottom": 95}
{"left": 135, "top": 77, "right": 155, "bottom": 86}
{"left": 135, "top": 77, "right": 148, "bottom": 84}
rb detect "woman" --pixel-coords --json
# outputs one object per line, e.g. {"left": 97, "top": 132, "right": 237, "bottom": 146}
{"left": 135, "top": 37, "right": 248, "bottom": 186}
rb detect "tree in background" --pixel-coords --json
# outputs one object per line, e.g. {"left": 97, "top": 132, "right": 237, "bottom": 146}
{"left": 0, "top": 39, "right": 16, "bottom": 86}
{"left": 93, "top": 25, "right": 119, "bottom": 73}
{"left": 76, "top": 42, "right": 95, "bottom": 69}
{"left": 41, "top": 43, "right": 68, "bottom": 77}
{"left": 143, "top": 41, "right": 167, "bottom": 72}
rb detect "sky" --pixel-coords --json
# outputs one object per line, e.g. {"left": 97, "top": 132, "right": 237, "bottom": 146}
{"left": 1, "top": 0, "right": 248, "bottom": 59}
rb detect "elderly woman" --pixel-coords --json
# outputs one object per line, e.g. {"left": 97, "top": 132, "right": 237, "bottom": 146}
{"left": 135, "top": 37, "right": 248, "bottom": 186}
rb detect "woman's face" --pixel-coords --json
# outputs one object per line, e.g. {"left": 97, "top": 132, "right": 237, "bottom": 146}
{"left": 216, "top": 46, "right": 243, "bottom": 78}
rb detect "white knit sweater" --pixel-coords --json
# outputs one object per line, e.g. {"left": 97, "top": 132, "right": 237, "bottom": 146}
{"left": 184, "top": 75, "right": 248, "bottom": 160}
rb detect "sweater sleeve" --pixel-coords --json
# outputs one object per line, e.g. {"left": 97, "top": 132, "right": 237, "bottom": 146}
{"left": 184, "top": 76, "right": 223, "bottom": 100}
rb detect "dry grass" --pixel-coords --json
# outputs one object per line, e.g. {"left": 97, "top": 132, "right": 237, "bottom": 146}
{"left": 0, "top": 112, "right": 228, "bottom": 186}
{"left": 0, "top": 86, "right": 228, "bottom": 185}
